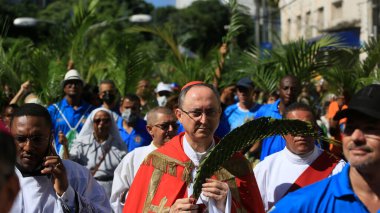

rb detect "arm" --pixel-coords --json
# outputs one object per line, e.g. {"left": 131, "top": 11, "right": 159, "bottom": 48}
{"left": 9, "top": 81, "right": 31, "bottom": 105}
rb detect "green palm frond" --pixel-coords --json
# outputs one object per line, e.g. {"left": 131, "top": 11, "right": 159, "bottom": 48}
{"left": 192, "top": 117, "right": 339, "bottom": 199}
{"left": 222, "top": 0, "right": 249, "bottom": 44}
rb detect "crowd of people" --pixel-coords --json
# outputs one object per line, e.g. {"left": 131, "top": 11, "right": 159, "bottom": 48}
{"left": 0, "top": 68, "right": 379, "bottom": 212}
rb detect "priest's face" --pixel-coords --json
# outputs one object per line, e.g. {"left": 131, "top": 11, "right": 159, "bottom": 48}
{"left": 11, "top": 116, "right": 51, "bottom": 172}
{"left": 284, "top": 109, "right": 316, "bottom": 155}
{"left": 176, "top": 85, "right": 221, "bottom": 145}
{"left": 343, "top": 113, "right": 380, "bottom": 171}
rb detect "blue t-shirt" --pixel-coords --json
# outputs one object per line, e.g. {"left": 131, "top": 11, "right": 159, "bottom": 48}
{"left": 271, "top": 164, "right": 377, "bottom": 213}
{"left": 223, "top": 103, "right": 262, "bottom": 130}
{"left": 117, "top": 117, "right": 152, "bottom": 152}
{"left": 47, "top": 98, "right": 94, "bottom": 152}
{"left": 254, "top": 99, "right": 285, "bottom": 160}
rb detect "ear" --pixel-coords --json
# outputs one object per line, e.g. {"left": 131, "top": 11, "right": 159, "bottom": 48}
{"left": 175, "top": 108, "right": 182, "bottom": 122}
{"left": 146, "top": 125, "right": 153, "bottom": 136}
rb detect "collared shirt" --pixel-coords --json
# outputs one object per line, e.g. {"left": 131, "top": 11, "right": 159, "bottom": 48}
{"left": 10, "top": 160, "right": 111, "bottom": 213}
{"left": 70, "top": 134, "right": 127, "bottom": 197}
{"left": 254, "top": 146, "right": 346, "bottom": 211}
{"left": 47, "top": 98, "right": 94, "bottom": 152}
{"left": 111, "top": 143, "right": 157, "bottom": 213}
{"left": 117, "top": 117, "right": 152, "bottom": 152}
{"left": 224, "top": 102, "right": 262, "bottom": 130}
{"left": 270, "top": 164, "right": 378, "bottom": 213}
{"left": 254, "top": 99, "right": 285, "bottom": 160}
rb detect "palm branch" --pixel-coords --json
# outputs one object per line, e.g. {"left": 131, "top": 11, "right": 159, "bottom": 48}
{"left": 192, "top": 117, "right": 339, "bottom": 199}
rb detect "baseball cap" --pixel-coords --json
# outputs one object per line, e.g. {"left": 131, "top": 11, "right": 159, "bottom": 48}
{"left": 155, "top": 82, "right": 173, "bottom": 93}
{"left": 334, "top": 84, "right": 380, "bottom": 120}
{"left": 236, "top": 77, "right": 253, "bottom": 88}
{"left": 62, "top": 69, "right": 83, "bottom": 85}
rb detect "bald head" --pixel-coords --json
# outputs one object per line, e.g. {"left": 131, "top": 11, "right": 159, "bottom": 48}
{"left": 178, "top": 83, "right": 220, "bottom": 109}
{"left": 146, "top": 107, "right": 175, "bottom": 125}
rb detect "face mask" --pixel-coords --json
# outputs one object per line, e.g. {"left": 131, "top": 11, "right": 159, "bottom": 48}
{"left": 157, "top": 96, "right": 168, "bottom": 106}
{"left": 122, "top": 108, "right": 139, "bottom": 125}
{"left": 102, "top": 91, "right": 116, "bottom": 104}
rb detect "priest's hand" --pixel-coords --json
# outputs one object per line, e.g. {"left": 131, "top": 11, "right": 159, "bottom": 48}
{"left": 40, "top": 144, "right": 68, "bottom": 196}
{"left": 202, "top": 178, "right": 229, "bottom": 211}
{"left": 169, "top": 198, "right": 198, "bottom": 213}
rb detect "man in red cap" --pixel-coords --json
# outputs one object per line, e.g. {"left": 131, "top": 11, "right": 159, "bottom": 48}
{"left": 124, "top": 82, "right": 264, "bottom": 212}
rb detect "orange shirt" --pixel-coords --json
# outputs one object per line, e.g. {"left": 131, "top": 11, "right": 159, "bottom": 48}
{"left": 327, "top": 101, "right": 347, "bottom": 124}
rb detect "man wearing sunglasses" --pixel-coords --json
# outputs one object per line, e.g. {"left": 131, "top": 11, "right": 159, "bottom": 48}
{"left": 124, "top": 82, "right": 264, "bottom": 213}
{"left": 111, "top": 106, "right": 177, "bottom": 213}
{"left": 47, "top": 69, "right": 94, "bottom": 154}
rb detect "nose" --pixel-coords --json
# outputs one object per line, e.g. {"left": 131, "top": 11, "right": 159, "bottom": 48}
{"left": 351, "top": 129, "right": 366, "bottom": 143}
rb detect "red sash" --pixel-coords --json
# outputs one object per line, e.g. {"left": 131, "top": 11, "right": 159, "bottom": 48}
{"left": 285, "top": 151, "right": 340, "bottom": 195}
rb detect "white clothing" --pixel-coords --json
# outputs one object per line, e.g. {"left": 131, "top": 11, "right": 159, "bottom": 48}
{"left": 10, "top": 160, "right": 111, "bottom": 213}
{"left": 110, "top": 143, "right": 157, "bottom": 213}
{"left": 183, "top": 137, "right": 232, "bottom": 213}
{"left": 254, "top": 146, "right": 346, "bottom": 211}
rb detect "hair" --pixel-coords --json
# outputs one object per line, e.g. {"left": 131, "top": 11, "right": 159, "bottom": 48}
{"left": 2, "top": 104, "right": 19, "bottom": 114}
{"left": 178, "top": 83, "right": 220, "bottom": 108}
{"left": 122, "top": 93, "right": 141, "bottom": 105}
{"left": 279, "top": 75, "right": 300, "bottom": 87}
{"left": 10, "top": 103, "right": 52, "bottom": 128}
{"left": 0, "top": 132, "right": 17, "bottom": 188}
{"left": 284, "top": 102, "right": 316, "bottom": 120}
{"left": 99, "top": 79, "right": 116, "bottom": 88}
{"left": 146, "top": 106, "right": 175, "bottom": 125}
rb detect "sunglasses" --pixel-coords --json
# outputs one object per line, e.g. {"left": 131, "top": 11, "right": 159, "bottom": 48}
{"left": 154, "top": 121, "right": 178, "bottom": 131}
{"left": 93, "top": 118, "right": 111, "bottom": 124}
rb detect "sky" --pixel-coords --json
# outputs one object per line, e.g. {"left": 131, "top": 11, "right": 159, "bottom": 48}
{"left": 146, "top": 0, "right": 176, "bottom": 7}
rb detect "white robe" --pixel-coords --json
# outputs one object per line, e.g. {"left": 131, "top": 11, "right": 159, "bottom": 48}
{"left": 10, "top": 159, "right": 111, "bottom": 213}
{"left": 110, "top": 143, "right": 157, "bottom": 213}
{"left": 254, "top": 146, "right": 346, "bottom": 211}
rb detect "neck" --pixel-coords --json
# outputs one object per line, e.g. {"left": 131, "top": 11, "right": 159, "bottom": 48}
{"left": 102, "top": 102, "right": 114, "bottom": 110}
{"left": 278, "top": 100, "right": 287, "bottom": 115}
{"left": 94, "top": 133, "right": 108, "bottom": 143}
{"left": 238, "top": 101, "right": 254, "bottom": 110}
{"left": 65, "top": 95, "right": 81, "bottom": 106}
{"left": 350, "top": 166, "right": 380, "bottom": 200}
{"left": 184, "top": 134, "right": 213, "bottom": 153}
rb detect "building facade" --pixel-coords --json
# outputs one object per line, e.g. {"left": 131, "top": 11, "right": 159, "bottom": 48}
{"left": 279, "top": 0, "right": 377, "bottom": 47}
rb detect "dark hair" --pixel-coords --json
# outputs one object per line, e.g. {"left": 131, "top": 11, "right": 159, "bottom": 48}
{"left": 284, "top": 102, "right": 316, "bottom": 120}
{"left": 11, "top": 103, "right": 52, "bottom": 128}
{"left": 0, "top": 132, "right": 17, "bottom": 188}
{"left": 178, "top": 83, "right": 220, "bottom": 108}
{"left": 122, "top": 93, "right": 141, "bottom": 105}
{"left": 99, "top": 79, "right": 116, "bottom": 88}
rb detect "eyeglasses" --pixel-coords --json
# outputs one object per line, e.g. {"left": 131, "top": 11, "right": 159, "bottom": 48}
{"left": 154, "top": 121, "right": 178, "bottom": 131}
{"left": 14, "top": 135, "right": 49, "bottom": 147}
{"left": 93, "top": 118, "right": 111, "bottom": 124}
{"left": 179, "top": 108, "right": 220, "bottom": 121}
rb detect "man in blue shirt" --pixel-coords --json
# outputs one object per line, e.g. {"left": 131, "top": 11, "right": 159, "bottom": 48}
{"left": 224, "top": 77, "right": 262, "bottom": 130}
{"left": 271, "top": 84, "right": 380, "bottom": 213}
{"left": 254, "top": 75, "right": 300, "bottom": 160}
{"left": 118, "top": 94, "right": 152, "bottom": 152}
{"left": 47, "top": 69, "right": 94, "bottom": 153}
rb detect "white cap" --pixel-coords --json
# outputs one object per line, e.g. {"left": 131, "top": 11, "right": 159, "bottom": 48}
{"left": 155, "top": 82, "right": 173, "bottom": 93}
{"left": 63, "top": 69, "right": 83, "bottom": 83}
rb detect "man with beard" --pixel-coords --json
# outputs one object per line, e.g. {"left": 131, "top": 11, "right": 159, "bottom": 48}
{"left": 254, "top": 103, "right": 346, "bottom": 211}
{"left": 110, "top": 106, "right": 178, "bottom": 213}
{"left": 98, "top": 80, "right": 120, "bottom": 121}
{"left": 9, "top": 103, "right": 110, "bottom": 212}
{"left": 271, "top": 84, "right": 380, "bottom": 212}
{"left": 253, "top": 75, "right": 301, "bottom": 160}
{"left": 47, "top": 69, "right": 95, "bottom": 153}
{"left": 123, "top": 82, "right": 264, "bottom": 213}
{"left": 117, "top": 94, "right": 152, "bottom": 152}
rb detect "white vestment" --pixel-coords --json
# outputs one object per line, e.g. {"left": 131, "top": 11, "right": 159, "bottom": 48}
{"left": 10, "top": 160, "right": 111, "bottom": 213}
{"left": 110, "top": 143, "right": 157, "bottom": 213}
{"left": 254, "top": 146, "right": 346, "bottom": 211}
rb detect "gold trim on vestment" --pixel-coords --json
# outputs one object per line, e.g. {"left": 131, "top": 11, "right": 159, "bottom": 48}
{"left": 143, "top": 169, "right": 164, "bottom": 212}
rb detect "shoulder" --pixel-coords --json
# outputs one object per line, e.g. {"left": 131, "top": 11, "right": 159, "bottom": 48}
{"left": 63, "top": 159, "right": 92, "bottom": 180}
{"left": 271, "top": 175, "right": 336, "bottom": 212}
{"left": 254, "top": 151, "right": 281, "bottom": 173}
